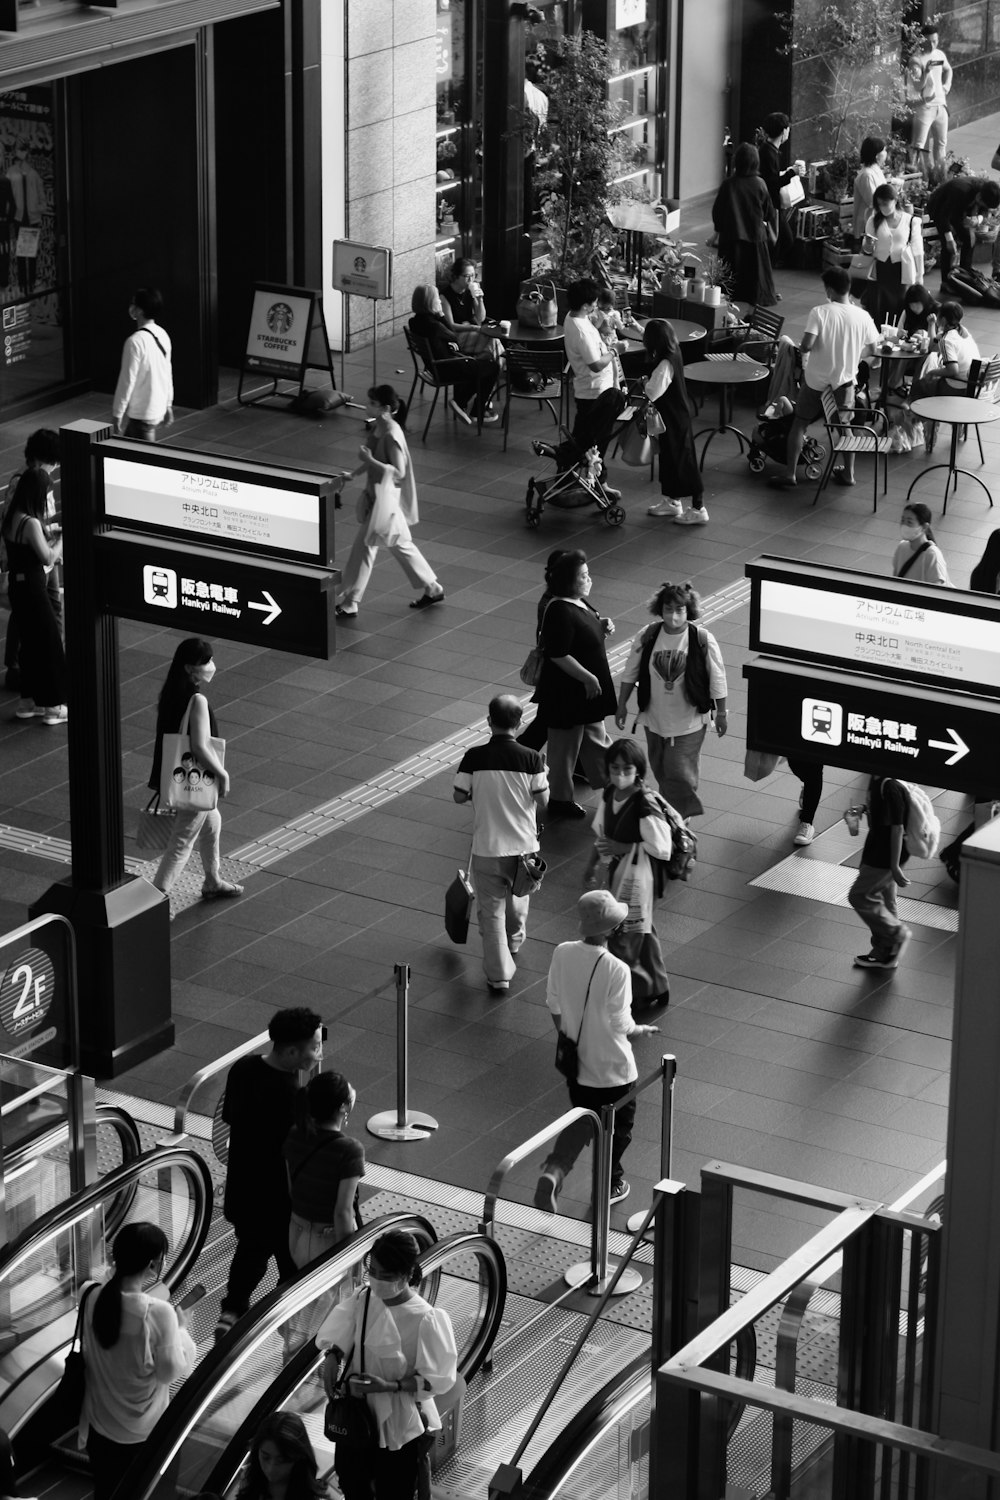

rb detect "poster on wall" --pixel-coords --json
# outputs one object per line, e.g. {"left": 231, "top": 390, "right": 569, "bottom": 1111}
{"left": 0, "top": 85, "right": 56, "bottom": 307}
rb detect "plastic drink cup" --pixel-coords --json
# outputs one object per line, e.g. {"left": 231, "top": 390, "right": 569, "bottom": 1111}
{"left": 844, "top": 808, "right": 861, "bottom": 836}
{"left": 498, "top": 319, "right": 512, "bottom": 335}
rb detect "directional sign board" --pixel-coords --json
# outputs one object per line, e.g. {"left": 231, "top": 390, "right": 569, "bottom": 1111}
{"left": 749, "top": 556, "right": 1000, "bottom": 698}
{"left": 97, "top": 440, "right": 336, "bottom": 567}
{"left": 745, "top": 658, "right": 1000, "bottom": 795}
{"left": 0, "top": 914, "right": 76, "bottom": 1071}
{"left": 95, "top": 531, "right": 338, "bottom": 660}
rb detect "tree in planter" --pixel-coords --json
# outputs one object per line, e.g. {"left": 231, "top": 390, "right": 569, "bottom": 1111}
{"left": 531, "top": 31, "right": 634, "bottom": 285}
{"left": 782, "top": 0, "right": 926, "bottom": 163}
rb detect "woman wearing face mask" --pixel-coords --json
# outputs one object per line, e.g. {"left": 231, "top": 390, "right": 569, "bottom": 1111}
{"left": 317, "top": 1230, "right": 458, "bottom": 1500}
{"left": 79, "top": 1222, "right": 196, "bottom": 1500}
{"left": 615, "top": 582, "right": 728, "bottom": 818}
{"left": 236, "top": 1412, "right": 332, "bottom": 1500}
{"left": 863, "top": 183, "right": 924, "bottom": 324}
{"left": 892, "top": 503, "right": 950, "bottom": 585}
{"left": 148, "top": 636, "right": 243, "bottom": 904}
{"left": 535, "top": 549, "right": 616, "bottom": 819}
{"left": 584, "top": 739, "right": 673, "bottom": 1007}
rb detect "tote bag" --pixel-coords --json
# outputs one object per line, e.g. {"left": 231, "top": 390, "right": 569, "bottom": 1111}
{"left": 365, "top": 472, "right": 412, "bottom": 549}
{"left": 160, "top": 699, "right": 225, "bottom": 813}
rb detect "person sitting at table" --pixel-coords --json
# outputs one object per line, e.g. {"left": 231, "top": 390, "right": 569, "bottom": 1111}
{"left": 769, "top": 266, "right": 879, "bottom": 490}
{"left": 900, "top": 284, "right": 940, "bottom": 341}
{"left": 439, "top": 259, "right": 503, "bottom": 364}
{"left": 908, "top": 299, "right": 979, "bottom": 402}
{"left": 863, "top": 183, "right": 924, "bottom": 325}
{"left": 409, "top": 284, "right": 498, "bottom": 426}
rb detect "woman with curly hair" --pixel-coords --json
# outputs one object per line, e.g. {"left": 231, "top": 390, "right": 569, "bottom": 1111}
{"left": 615, "top": 582, "right": 728, "bottom": 818}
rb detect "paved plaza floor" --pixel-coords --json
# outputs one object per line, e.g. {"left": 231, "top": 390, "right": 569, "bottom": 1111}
{"left": 3, "top": 128, "right": 999, "bottom": 1268}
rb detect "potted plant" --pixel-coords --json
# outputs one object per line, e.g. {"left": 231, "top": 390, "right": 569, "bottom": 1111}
{"left": 702, "top": 252, "right": 733, "bottom": 307}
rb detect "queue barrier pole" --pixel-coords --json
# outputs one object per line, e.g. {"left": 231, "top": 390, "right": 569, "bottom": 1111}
{"left": 627, "top": 1052, "right": 677, "bottom": 1235}
{"left": 367, "top": 963, "right": 439, "bottom": 1141}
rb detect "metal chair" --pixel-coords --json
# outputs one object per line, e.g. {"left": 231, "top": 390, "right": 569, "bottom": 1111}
{"left": 964, "top": 356, "right": 1000, "bottom": 462}
{"left": 705, "top": 304, "right": 785, "bottom": 366}
{"left": 501, "top": 344, "right": 568, "bottom": 451}
{"left": 403, "top": 327, "right": 484, "bottom": 442}
{"left": 813, "top": 386, "right": 893, "bottom": 512}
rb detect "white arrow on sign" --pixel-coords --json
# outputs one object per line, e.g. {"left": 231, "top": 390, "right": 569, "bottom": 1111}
{"left": 248, "top": 591, "right": 281, "bottom": 627}
{"left": 928, "top": 727, "right": 969, "bottom": 765}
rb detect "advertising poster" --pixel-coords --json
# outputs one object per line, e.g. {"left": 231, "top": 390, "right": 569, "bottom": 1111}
{"left": 244, "top": 287, "right": 316, "bottom": 376}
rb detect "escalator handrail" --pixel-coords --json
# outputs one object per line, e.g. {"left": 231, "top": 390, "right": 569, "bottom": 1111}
{"left": 120, "top": 1212, "right": 440, "bottom": 1500}
{"left": 0, "top": 1143, "right": 213, "bottom": 1286}
{"left": 195, "top": 1230, "right": 508, "bottom": 1500}
{"left": 2, "top": 1102, "right": 142, "bottom": 1184}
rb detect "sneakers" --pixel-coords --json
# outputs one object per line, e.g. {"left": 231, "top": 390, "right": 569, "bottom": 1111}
{"left": 42, "top": 705, "right": 68, "bottom": 726}
{"left": 449, "top": 398, "right": 473, "bottom": 426}
{"left": 647, "top": 498, "right": 683, "bottom": 518}
{"left": 674, "top": 506, "right": 709, "bottom": 525}
{"left": 481, "top": 410, "right": 500, "bottom": 425}
{"left": 546, "top": 799, "right": 589, "bottom": 820}
{"left": 14, "top": 699, "right": 37, "bottom": 719}
{"left": 609, "top": 1178, "right": 630, "bottom": 1204}
{"left": 854, "top": 952, "right": 898, "bottom": 970}
{"left": 213, "top": 1310, "right": 238, "bottom": 1344}
{"left": 794, "top": 822, "right": 815, "bottom": 846}
{"left": 534, "top": 1167, "right": 562, "bottom": 1213}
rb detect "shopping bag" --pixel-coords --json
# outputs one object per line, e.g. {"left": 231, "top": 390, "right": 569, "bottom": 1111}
{"left": 365, "top": 473, "right": 411, "bottom": 548}
{"left": 444, "top": 866, "right": 474, "bottom": 943}
{"left": 779, "top": 176, "right": 805, "bottom": 210}
{"left": 618, "top": 417, "right": 653, "bottom": 467}
{"left": 516, "top": 279, "right": 558, "bottom": 329}
{"left": 160, "top": 701, "right": 225, "bottom": 812}
{"left": 135, "top": 794, "right": 177, "bottom": 851}
{"left": 611, "top": 846, "right": 655, "bottom": 933}
{"left": 743, "top": 748, "right": 780, "bottom": 782}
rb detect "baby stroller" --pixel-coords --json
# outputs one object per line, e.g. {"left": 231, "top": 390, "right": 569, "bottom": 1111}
{"left": 524, "top": 429, "right": 627, "bottom": 529}
{"left": 746, "top": 397, "right": 826, "bottom": 479}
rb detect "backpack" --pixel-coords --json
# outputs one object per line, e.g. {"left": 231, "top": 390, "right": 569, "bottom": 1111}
{"left": 892, "top": 779, "right": 941, "bottom": 860}
{"left": 644, "top": 790, "right": 698, "bottom": 887}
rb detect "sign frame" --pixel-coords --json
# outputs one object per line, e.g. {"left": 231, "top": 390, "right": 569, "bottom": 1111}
{"left": 96, "top": 439, "right": 337, "bottom": 568}
{"left": 331, "top": 240, "right": 394, "bottom": 301}
{"left": 744, "top": 657, "right": 1000, "bottom": 795}
{"left": 95, "top": 530, "right": 338, "bottom": 660}
{"left": 0, "top": 914, "right": 77, "bottom": 1073}
{"left": 237, "top": 282, "right": 338, "bottom": 410}
{"left": 748, "top": 555, "right": 1000, "bottom": 699}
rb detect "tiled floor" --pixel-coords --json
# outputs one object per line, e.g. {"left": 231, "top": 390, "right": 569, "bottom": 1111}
{"left": 3, "top": 122, "right": 999, "bottom": 1270}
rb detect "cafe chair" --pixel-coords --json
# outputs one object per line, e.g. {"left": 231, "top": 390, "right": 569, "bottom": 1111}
{"left": 501, "top": 344, "right": 568, "bottom": 451}
{"left": 705, "top": 304, "right": 785, "bottom": 366}
{"left": 964, "top": 356, "right": 1000, "bottom": 463}
{"left": 403, "top": 327, "right": 484, "bottom": 443}
{"left": 813, "top": 385, "right": 892, "bottom": 512}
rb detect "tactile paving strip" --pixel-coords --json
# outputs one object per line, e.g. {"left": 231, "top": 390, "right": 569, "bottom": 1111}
{"left": 750, "top": 854, "right": 958, "bottom": 932}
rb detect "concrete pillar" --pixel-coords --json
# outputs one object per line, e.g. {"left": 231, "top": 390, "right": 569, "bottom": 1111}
{"left": 932, "top": 818, "right": 1000, "bottom": 1496}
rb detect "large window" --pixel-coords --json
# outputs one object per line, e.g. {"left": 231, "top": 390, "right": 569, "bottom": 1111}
{"left": 607, "top": 0, "right": 661, "bottom": 196}
{"left": 0, "top": 83, "right": 66, "bottom": 412}
{"left": 435, "top": 0, "right": 482, "bottom": 271}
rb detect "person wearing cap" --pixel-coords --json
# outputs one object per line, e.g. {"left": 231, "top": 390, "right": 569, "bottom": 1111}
{"left": 534, "top": 891, "right": 659, "bottom": 1213}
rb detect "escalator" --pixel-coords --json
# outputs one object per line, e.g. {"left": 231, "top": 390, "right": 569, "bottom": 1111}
{"left": 119, "top": 1218, "right": 507, "bottom": 1499}
{"left": 3, "top": 1102, "right": 143, "bottom": 1245}
{"left": 0, "top": 1142, "right": 214, "bottom": 1455}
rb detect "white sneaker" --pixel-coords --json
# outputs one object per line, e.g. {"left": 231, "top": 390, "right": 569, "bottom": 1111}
{"left": 794, "top": 822, "right": 815, "bottom": 846}
{"left": 674, "top": 507, "right": 709, "bottom": 525}
{"left": 42, "top": 705, "right": 68, "bottom": 726}
{"left": 647, "top": 498, "right": 683, "bottom": 518}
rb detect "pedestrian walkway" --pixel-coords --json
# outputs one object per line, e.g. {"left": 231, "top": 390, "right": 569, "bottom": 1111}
{"left": 3, "top": 222, "right": 998, "bottom": 1270}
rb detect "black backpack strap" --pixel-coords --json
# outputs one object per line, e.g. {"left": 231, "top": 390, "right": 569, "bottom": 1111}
{"left": 897, "top": 541, "right": 930, "bottom": 578}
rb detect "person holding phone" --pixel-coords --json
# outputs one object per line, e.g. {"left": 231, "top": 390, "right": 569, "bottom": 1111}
{"left": 79, "top": 1223, "right": 196, "bottom": 1500}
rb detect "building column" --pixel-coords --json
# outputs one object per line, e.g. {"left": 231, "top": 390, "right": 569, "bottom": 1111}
{"left": 481, "top": 0, "right": 528, "bottom": 315}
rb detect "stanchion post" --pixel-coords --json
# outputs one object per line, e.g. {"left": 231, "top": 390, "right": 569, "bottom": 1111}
{"left": 366, "top": 963, "right": 439, "bottom": 1142}
{"left": 628, "top": 1053, "right": 677, "bottom": 1236}
{"left": 565, "top": 1098, "right": 643, "bottom": 1296}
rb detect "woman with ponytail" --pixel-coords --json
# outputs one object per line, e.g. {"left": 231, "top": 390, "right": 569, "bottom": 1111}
{"left": 79, "top": 1222, "right": 196, "bottom": 1500}
{"left": 284, "top": 1070, "right": 364, "bottom": 1270}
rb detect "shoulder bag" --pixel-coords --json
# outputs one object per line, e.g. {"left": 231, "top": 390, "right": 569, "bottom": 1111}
{"left": 896, "top": 541, "right": 931, "bottom": 578}
{"left": 55, "top": 1283, "right": 98, "bottom": 1427}
{"left": 159, "top": 698, "right": 225, "bottom": 813}
{"left": 555, "top": 954, "right": 605, "bottom": 1081}
{"left": 324, "top": 1288, "right": 379, "bottom": 1453}
{"left": 511, "top": 852, "right": 547, "bottom": 898}
{"left": 520, "top": 600, "right": 552, "bottom": 687}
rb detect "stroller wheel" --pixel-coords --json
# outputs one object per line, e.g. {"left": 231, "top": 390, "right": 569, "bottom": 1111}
{"left": 805, "top": 463, "right": 822, "bottom": 480}
{"left": 606, "top": 506, "right": 626, "bottom": 527}
{"left": 526, "top": 512, "right": 541, "bottom": 528}
{"left": 748, "top": 454, "right": 767, "bottom": 474}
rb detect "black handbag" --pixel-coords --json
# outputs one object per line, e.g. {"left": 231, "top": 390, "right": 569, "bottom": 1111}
{"left": 444, "top": 866, "right": 474, "bottom": 943}
{"left": 324, "top": 1289, "right": 379, "bottom": 1454}
{"left": 554, "top": 955, "right": 604, "bottom": 1081}
{"left": 55, "top": 1283, "right": 97, "bottom": 1427}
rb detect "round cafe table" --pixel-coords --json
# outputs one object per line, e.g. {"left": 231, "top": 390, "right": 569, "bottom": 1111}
{"left": 494, "top": 321, "right": 564, "bottom": 345}
{"left": 908, "top": 396, "right": 1000, "bottom": 513}
{"left": 684, "top": 358, "right": 770, "bottom": 469}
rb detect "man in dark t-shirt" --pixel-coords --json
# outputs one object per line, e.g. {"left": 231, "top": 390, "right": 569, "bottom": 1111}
{"left": 928, "top": 176, "right": 1000, "bottom": 288}
{"left": 848, "top": 776, "right": 912, "bottom": 970}
{"left": 214, "top": 1005, "right": 324, "bottom": 1340}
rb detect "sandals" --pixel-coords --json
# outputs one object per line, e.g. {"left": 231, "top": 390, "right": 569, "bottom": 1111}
{"left": 832, "top": 469, "right": 856, "bottom": 487}
{"left": 202, "top": 882, "right": 244, "bottom": 901}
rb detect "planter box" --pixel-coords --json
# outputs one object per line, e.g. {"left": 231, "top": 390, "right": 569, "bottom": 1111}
{"left": 651, "top": 292, "right": 731, "bottom": 331}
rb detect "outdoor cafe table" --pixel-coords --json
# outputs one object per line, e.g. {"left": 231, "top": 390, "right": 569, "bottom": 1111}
{"left": 684, "top": 358, "right": 770, "bottom": 469}
{"left": 908, "top": 396, "right": 1000, "bottom": 513}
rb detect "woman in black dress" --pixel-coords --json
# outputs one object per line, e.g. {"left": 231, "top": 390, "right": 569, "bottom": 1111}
{"left": 712, "top": 142, "right": 779, "bottom": 306}
{"left": 2, "top": 468, "right": 66, "bottom": 725}
{"left": 536, "top": 549, "right": 616, "bottom": 818}
{"left": 409, "top": 284, "right": 498, "bottom": 425}
{"left": 642, "top": 319, "right": 706, "bottom": 526}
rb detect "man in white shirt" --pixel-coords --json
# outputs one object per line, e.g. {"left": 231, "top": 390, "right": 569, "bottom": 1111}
{"left": 910, "top": 25, "right": 952, "bottom": 184}
{"left": 454, "top": 693, "right": 548, "bottom": 995}
{"left": 770, "top": 266, "right": 878, "bottom": 489}
{"left": 563, "top": 278, "right": 628, "bottom": 496}
{"left": 112, "top": 288, "right": 174, "bottom": 442}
